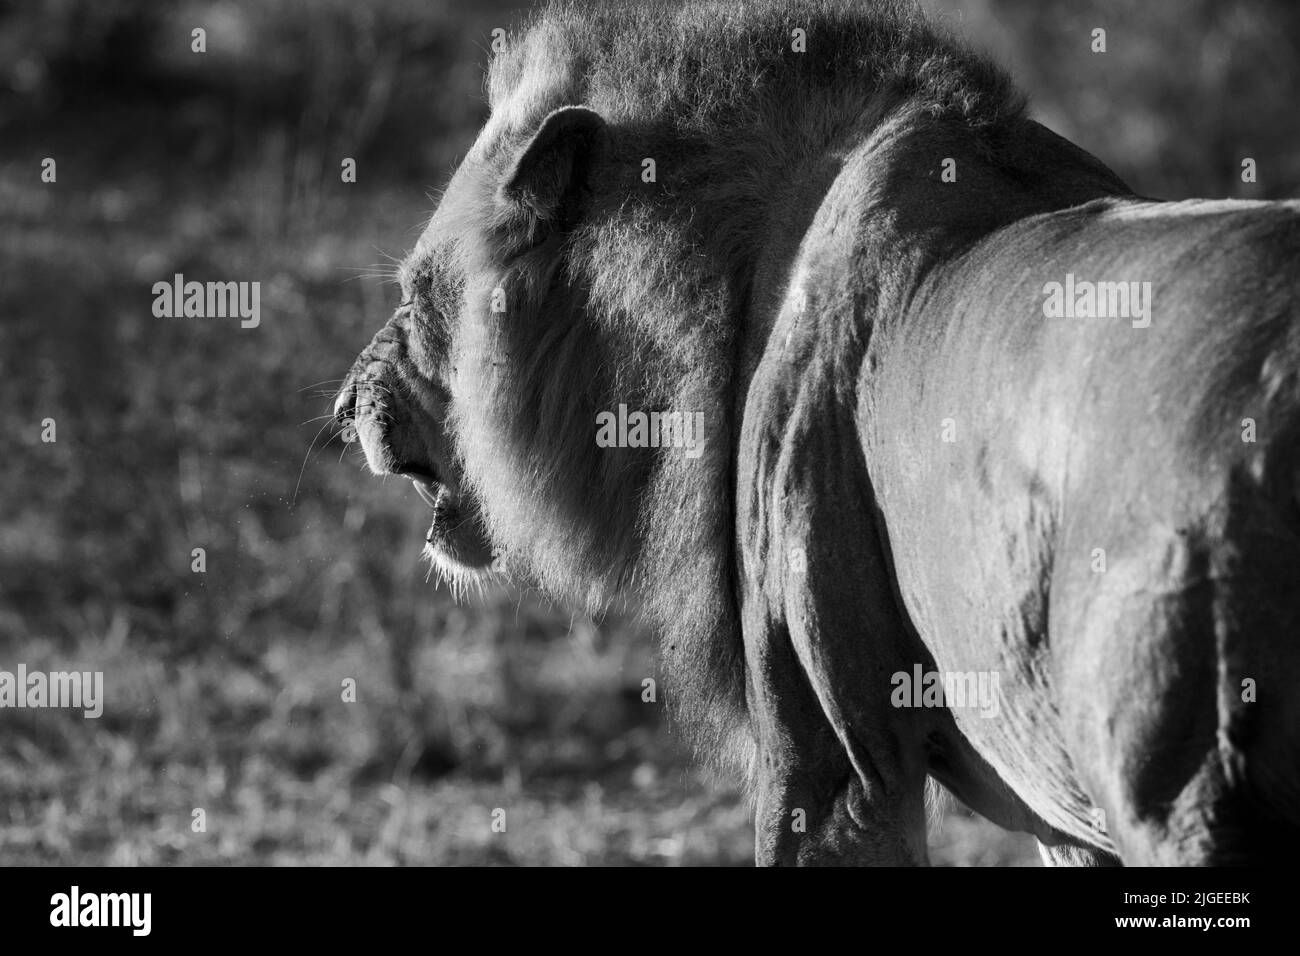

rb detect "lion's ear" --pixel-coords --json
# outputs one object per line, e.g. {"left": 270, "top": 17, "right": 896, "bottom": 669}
{"left": 499, "top": 106, "right": 607, "bottom": 229}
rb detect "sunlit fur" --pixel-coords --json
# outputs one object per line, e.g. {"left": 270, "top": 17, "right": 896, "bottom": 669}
{"left": 422, "top": 543, "right": 494, "bottom": 604}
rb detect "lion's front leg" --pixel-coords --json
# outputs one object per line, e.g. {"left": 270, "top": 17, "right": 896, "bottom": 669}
{"left": 737, "top": 303, "right": 934, "bottom": 865}
{"left": 753, "top": 760, "right": 929, "bottom": 865}
{"left": 743, "top": 583, "right": 931, "bottom": 866}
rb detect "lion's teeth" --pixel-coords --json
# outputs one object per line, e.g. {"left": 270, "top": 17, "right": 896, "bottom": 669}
{"left": 410, "top": 477, "right": 440, "bottom": 508}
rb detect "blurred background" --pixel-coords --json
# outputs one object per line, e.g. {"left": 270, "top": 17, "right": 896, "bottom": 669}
{"left": 1, "top": 0, "right": 1297, "bottom": 866}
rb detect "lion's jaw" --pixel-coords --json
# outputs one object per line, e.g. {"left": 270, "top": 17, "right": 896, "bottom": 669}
{"left": 418, "top": 480, "right": 496, "bottom": 585}
{"left": 333, "top": 311, "right": 498, "bottom": 587}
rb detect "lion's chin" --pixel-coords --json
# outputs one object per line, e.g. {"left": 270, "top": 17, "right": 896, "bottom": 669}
{"left": 422, "top": 538, "right": 498, "bottom": 599}
{"left": 422, "top": 534, "right": 494, "bottom": 574}
{"left": 414, "top": 480, "right": 497, "bottom": 595}
{"left": 422, "top": 540, "right": 473, "bottom": 572}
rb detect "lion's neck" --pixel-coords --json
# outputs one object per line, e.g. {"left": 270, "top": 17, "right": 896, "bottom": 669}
{"left": 729, "top": 107, "right": 1134, "bottom": 391}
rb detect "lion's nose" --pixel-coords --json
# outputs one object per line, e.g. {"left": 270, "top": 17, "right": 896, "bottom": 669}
{"left": 333, "top": 368, "right": 400, "bottom": 476}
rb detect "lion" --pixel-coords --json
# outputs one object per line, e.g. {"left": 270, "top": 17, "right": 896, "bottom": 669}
{"left": 335, "top": 0, "right": 1300, "bottom": 864}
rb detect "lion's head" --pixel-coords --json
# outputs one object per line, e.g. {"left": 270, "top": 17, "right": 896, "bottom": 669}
{"left": 335, "top": 2, "right": 757, "bottom": 762}
{"left": 335, "top": 88, "right": 736, "bottom": 597}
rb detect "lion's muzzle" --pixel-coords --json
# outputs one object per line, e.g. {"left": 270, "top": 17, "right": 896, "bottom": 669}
{"left": 335, "top": 318, "right": 496, "bottom": 573}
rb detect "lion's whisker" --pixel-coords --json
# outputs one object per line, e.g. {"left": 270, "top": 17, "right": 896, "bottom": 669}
{"left": 291, "top": 415, "right": 343, "bottom": 508}
{"left": 298, "top": 378, "right": 347, "bottom": 393}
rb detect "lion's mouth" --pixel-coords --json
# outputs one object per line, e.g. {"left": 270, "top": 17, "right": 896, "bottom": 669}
{"left": 409, "top": 474, "right": 442, "bottom": 510}
{"left": 397, "top": 468, "right": 448, "bottom": 540}
{"left": 396, "top": 465, "right": 494, "bottom": 571}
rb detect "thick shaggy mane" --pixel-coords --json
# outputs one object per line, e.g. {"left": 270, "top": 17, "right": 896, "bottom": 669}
{"left": 487, "top": 0, "right": 1024, "bottom": 141}
{"left": 425, "top": 0, "right": 1026, "bottom": 775}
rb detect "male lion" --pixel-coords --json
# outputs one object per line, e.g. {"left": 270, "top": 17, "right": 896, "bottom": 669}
{"left": 336, "top": 0, "right": 1300, "bottom": 864}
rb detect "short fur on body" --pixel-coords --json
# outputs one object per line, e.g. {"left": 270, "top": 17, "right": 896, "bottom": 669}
{"left": 337, "top": 0, "right": 1300, "bottom": 864}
